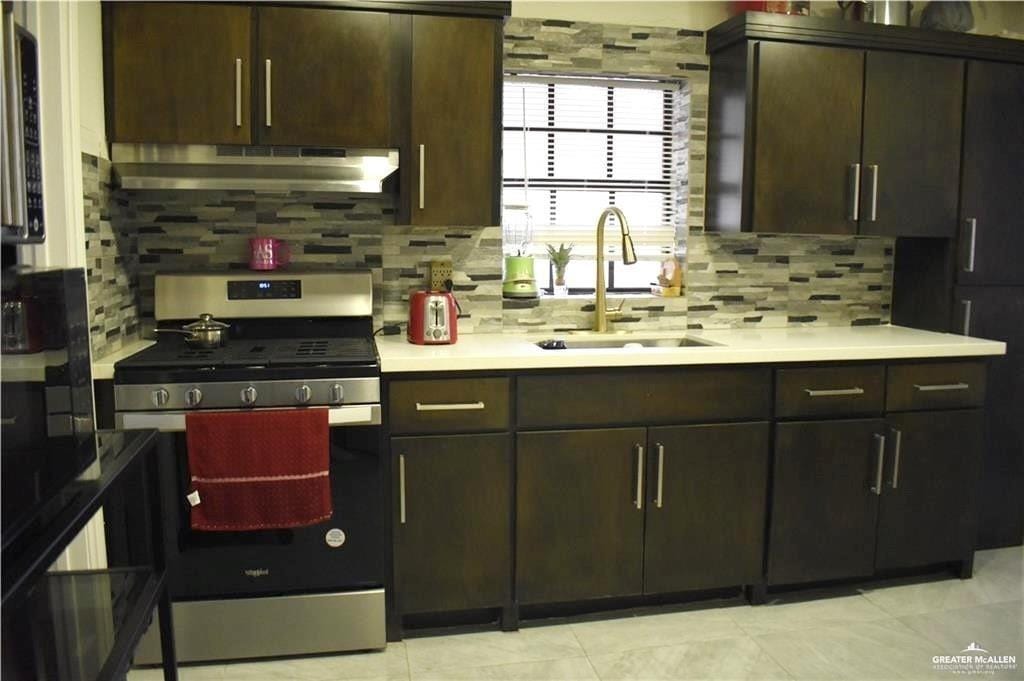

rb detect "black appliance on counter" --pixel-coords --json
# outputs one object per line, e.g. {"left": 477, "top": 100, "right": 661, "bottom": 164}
{"left": 1, "top": 267, "right": 96, "bottom": 556}
{"left": 114, "top": 271, "right": 385, "bottom": 664}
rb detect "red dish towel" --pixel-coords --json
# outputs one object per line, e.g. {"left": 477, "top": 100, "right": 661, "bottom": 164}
{"left": 185, "top": 409, "right": 332, "bottom": 531}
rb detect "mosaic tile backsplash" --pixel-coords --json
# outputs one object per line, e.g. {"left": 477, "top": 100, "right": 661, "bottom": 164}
{"left": 83, "top": 154, "right": 141, "bottom": 360}
{"left": 81, "top": 16, "right": 895, "bottom": 357}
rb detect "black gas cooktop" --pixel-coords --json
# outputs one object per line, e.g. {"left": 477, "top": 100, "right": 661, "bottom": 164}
{"left": 114, "top": 337, "right": 379, "bottom": 384}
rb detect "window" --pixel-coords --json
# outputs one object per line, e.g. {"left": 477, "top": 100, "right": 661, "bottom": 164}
{"left": 503, "top": 74, "right": 680, "bottom": 293}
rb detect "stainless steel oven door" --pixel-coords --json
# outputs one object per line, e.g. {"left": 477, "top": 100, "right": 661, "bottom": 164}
{"left": 115, "top": 406, "right": 384, "bottom": 600}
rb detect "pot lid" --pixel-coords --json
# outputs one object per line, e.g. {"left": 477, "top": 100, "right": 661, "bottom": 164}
{"left": 183, "top": 313, "right": 230, "bottom": 331}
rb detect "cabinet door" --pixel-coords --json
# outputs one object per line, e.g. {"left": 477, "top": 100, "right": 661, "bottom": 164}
{"left": 410, "top": 16, "right": 498, "bottom": 226}
{"left": 393, "top": 434, "right": 511, "bottom": 614}
{"left": 751, "top": 42, "right": 863, "bottom": 234}
{"left": 644, "top": 422, "right": 769, "bottom": 594}
{"left": 954, "top": 286, "right": 1024, "bottom": 353}
{"left": 257, "top": 7, "right": 393, "bottom": 147}
{"left": 859, "top": 52, "right": 963, "bottom": 237}
{"left": 517, "top": 428, "right": 646, "bottom": 604}
{"left": 875, "top": 411, "right": 983, "bottom": 570}
{"left": 109, "top": 3, "right": 251, "bottom": 144}
{"left": 768, "top": 419, "right": 885, "bottom": 585}
{"left": 958, "top": 61, "right": 1024, "bottom": 285}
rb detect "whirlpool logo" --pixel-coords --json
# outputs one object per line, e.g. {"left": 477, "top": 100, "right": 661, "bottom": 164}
{"left": 243, "top": 568, "right": 270, "bottom": 578}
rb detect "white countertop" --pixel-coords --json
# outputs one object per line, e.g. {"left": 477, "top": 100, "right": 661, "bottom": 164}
{"left": 91, "top": 339, "right": 156, "bottom": 380}
{"left": 2, "top": 348, "right": 69, "bottom": 383}
{"left": 375, "top": 325, "right": 1006, "bottom": 374}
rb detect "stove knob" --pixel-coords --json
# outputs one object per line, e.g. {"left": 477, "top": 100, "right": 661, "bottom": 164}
{"left": 151, "top": 388, "right": 170, "bottom": 407}
{"left": 295, "top": 384, "right": 312, "bottom": 405}
{"left": 240, "top": 386, "right": 258, "bottom": 406}
{"left": 185, "top": 387, "right": 203, "bottom": 408}
{"left": 330, "top": 383, "right": 345, "bottom": 404}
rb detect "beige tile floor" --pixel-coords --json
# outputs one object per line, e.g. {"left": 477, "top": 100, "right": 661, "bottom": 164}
{"left": 130, "top": 547, "right": 1022, "bottom": 681}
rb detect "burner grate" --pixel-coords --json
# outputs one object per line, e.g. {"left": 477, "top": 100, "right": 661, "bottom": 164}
{"left": 296, "top": 340, "right": 329, "bottom": 357}
{"left": 117, "top": 336, "right": 376, "bottom": 371}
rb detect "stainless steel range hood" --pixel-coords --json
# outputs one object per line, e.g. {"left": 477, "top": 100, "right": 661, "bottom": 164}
{"left": 111, "top": 143, "right": 399, "bottom": 193}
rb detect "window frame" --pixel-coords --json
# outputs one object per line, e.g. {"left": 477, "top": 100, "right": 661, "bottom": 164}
{"left": 503, "top": 73, "right": 678, "bottom": 295}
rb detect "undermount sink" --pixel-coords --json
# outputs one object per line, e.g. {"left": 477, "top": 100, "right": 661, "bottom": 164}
{"left": 536, "top": 336, "right": 716, "bottom": 350}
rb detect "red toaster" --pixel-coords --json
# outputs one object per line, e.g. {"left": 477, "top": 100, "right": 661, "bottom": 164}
{"left": 407, "top": 290, "right": 458, "bottom": 345}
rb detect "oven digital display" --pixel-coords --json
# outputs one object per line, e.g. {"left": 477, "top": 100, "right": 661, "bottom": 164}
{"left": 227, "top": 280, "right": 302, "bottom": 300}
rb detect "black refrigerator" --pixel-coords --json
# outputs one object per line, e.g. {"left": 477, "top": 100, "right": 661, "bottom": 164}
{"left": 954, "top": 59, "right": 1024, "bottom": 548}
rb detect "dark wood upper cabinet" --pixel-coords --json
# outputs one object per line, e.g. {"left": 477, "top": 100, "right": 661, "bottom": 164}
{"left": 706, "top": 13, "right": 1023, "bottom": 237}
{"left": 712, "top": 42, "right": 964, "bottom": 237}
{"left": 750, "top": 42, "right": 864, "bottom": 235}
{"left": 859, "top": 52, "right": 963, "bottom": 238}
{"left": 516, "top": 428, "right": 646, "bottom": 605}
{"left": 644, "top": 422, "right": 769, "bottom": 594}
{"left": 874, "top": 410, "right": 982, "bottom": 571}
{"left": 393, "top": 433, "right": 511, "bottom": 614}
{"left": 768, "top": 419, "right": 885, "bottom": 585}
{"left": 256, "top": 7, "right": 393, "bottom": 147}
{"left": 409, "top": 15, "right": 499, "bottom": 226}
{"left": 108, "top": 3, "right": 252, "bottom": 144}
{"left": 957, "top": 61, "right": 1024, "bottom": 285}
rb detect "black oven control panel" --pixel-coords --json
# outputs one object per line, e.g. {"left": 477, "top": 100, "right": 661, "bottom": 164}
{"left": 227, "top": 279, "right": 302, "bottom": 300}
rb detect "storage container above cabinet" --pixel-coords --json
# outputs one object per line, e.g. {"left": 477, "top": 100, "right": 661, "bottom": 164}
{"left": 704, "top": 12, "right": 1023, "bottom": 236}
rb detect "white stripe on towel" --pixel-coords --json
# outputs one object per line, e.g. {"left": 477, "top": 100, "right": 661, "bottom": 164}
{"left": 190, "top": 470, "right": 329, "bottom": 484}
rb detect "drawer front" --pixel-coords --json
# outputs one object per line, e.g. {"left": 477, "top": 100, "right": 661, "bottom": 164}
{"left": 517, "top": 367, "right": 771, "bottom": 429}
{"left": 389, "top": 378, "right": 510, "bottom": 434}
{"left": 776, "top": 365, "right": 885, "bottom": 418}
{"left": 886, "top": 362, "right": 987, "bottom": 412}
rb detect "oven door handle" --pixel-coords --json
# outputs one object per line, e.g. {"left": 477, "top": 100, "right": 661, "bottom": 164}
{"left": 116, "top": 405, "right": 381, "bottom": 432}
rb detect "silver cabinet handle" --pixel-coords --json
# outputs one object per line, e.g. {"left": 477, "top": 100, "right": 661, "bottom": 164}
{"left": 634, "top": 444, "right": 644, "bottom": 510}
{"left": 961, "top": 299, "right": 972, "bottom": 336}
{"left": 913, "top": 382, "right": 969, "bottom": 392}
{"left": 655, "top": 442, "right": 665, "bottom": 509}
{"left": 804, "top": 387, "right": 865, "bottom": 397}
{"left": 398, "top": 454, "right": 406, "bottom": 524}
{"left": 848, "top": 163, "right": 861, "bottom": 221}
{"left": 963, "top": 218, "right": 977, "bottom": 273}
{"left": 265, "top": 59, "right": 272, "bottom": 127}
{"left": 867, "top": 164, "right": 879, "bottom": 221}
{"left": 234, "top": 58, "right": 242, "bottom": 127}
{"left": 414, "top": 401, "right": 485, "bottom": 412}
{"left": 418, "top": 144, "right": 425, "bottom": 210}
{"left": 871, "top": 433, "right": 886, "bottom": 495}
{"left": 889, "top": 427, "right": 902, "bottom": 490}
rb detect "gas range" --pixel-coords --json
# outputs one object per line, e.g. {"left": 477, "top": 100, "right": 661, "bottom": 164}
{"left": 114, "top": 271, "right": 381, "bottom": 422}
{"left": 117, "top": 270, "right": 387, "bottom": 664}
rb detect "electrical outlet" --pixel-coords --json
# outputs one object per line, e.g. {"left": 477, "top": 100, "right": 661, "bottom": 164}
{"left": 429, "top": 260, "right": 453, "bottom": 291}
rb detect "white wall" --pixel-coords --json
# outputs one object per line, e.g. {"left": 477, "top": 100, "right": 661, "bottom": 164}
{"left": 77, "top": 1, "right": 107, "bottom": 159}
{"left": 512, "top": 0, "right": 1024, "bottom": 36}
{"left": 512, "top": 1, "right": 729, "bottom": 29}
{"left": 10, "top": 0, "right": 107, "bottom": 572}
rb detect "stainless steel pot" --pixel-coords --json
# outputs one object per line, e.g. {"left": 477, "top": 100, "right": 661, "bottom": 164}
{"left": 870, "top": 0, "right": 910, "bottom": 26}
{"left": 155, "top": 313, "right": 230, "bottom": 348}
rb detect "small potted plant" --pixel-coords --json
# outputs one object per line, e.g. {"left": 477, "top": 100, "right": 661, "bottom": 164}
{"left": 546, "top": 243, "right": 574, "bottom": 296}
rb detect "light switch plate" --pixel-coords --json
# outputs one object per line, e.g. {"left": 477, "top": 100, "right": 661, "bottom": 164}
{"left": 429, "top": 260, "right": 453, "bottom": 291}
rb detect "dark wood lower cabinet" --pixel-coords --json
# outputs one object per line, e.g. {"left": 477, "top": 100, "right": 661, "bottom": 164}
{"left": 875, "top": 410, "right": 984, "bottom": 569}
{"left": 393, "top": 433, "right": 511, "bottom": 614}
{"left": 768, "top": 419, "right": 886, "bottom": 585}
{"left": 644, "top": 422, "right": 770, "bottom": 594}
{"left": 517, "top": 428, "right": 646, "bottom": 605}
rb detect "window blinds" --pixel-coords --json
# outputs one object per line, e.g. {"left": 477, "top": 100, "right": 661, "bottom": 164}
{"left": 503, "top": 74, "right": 678, "bottom": 255}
